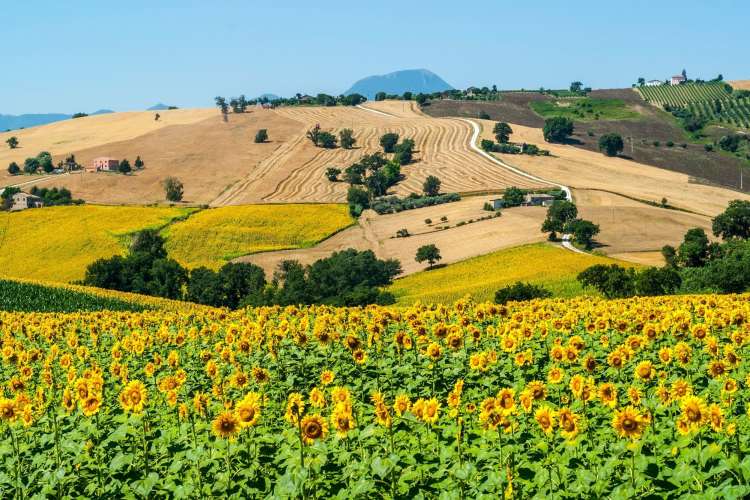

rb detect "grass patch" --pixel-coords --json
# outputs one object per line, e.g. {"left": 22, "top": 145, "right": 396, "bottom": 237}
{"left": 0, "top": 205, "right": 197, "bottom": 283}
{"left": 387, "top": 243, "right": 638, "bottom": 305}
{"left": 530, "top": 98, "right": 640, "bottom": 121}
{"left": 163, "top": 204, "right": 353, "bottom": 269}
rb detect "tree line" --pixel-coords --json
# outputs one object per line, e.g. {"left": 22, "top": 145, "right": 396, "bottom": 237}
{"left": 82, "top": 230, "right": 401, "bottom": 308}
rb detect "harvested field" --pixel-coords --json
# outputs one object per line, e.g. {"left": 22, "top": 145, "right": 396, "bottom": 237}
{"left": 477, "top": 120, "right": 750, "bottom": 216}
{"left": 386, "top": 243, "right": 636, "bottom": 305}
{"left": 3, "top": 110, "right": 304, "bottom": 205}
{"left": 731, "top": 80, "right": 750, "bottom": 90}
{"left": 213, "top": 102, "right": 551, "bottom": 205}
{"left": 572, "top": 189, "right": 713, "bottom": 255}
{"left": 163, "top": 204, "right": 352, "bottom": 269}
{"left": 426, "top": 89, "right": 750, "bottom": 192}
{"left": 0, "top": 205, "right": 195, "bottom": 283}
{"left": 235, "top": 195, "right": 547, "bottom": 277}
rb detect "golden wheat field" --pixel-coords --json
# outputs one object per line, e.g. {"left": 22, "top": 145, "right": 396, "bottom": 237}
{"left": 387, "top": 243, "right": 637, "bottom": 304}
{"left": 163, "top": 204, "right": 353, "bottom": 269}
{"left": 1, "top": 294, "right": 750, "bottom": 497}
{"left": 0, "top": 205, "right": 196, "bottom": 283}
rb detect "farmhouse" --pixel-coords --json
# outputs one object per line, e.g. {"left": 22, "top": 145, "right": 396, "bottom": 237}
{"left": 671, "top": 75, "right": 686, "bottom": 86}
{"left": 489, "top": 198, "right": 504, "bottom": 210}
{"left": 523, "top": 193, "right": 556, "bottom": 207}
{"left": 645, "top": 80, "right": 663, "bottom": 87}
{"left": 10, "top": 192, "right": 44, "bottom": 211}
{"left": 88, "top": 157, "right": 119, "bottom": 172}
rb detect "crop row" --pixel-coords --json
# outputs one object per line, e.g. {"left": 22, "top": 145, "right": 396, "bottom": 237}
{"left": 638, "top": 83, "right": 730, "bottom": 107}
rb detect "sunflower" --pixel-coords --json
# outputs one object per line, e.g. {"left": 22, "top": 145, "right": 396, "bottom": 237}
{"left": 680, "top": 395, "right": 707, "bottom": 429}
{"left": 212, "top": 411, "right": 240, "bottom": 439}
{"left": 62, "top": 387, "right": 76, "bottom": 413}
{"left": 394, "top": 394, "right": 411, "bottom": 416}
{"left": 119, "top": 380, "right": 147, "bottom": 414}
{"left": 723, "top": 377, "right": 738, "bottom": 394}
{"left": 708, "top": 404, "right": 724, "bottom": 432}
{"left": 519, "top": 391, "right": 533, "bottom": 413}
{"left": 331, "top": 404, "right": 355, "bottom": 437}
{"left": 598, "top": 383, "right": 617, "bottom": 408}
{"left": 352, "top": 349, "right": 368, "bottom": 365}
{"left": 658, "top": 347, "right": 672, "bottom": 364}
{"left": 612, "top": 406, "right": 649, "bottom": 439}
{"left": 627, "top": 387, "right": 642, "bottom": 406}
{"left": 535, "top": 406, "right": 556, "bottom": 435}
{"left": 285, "top": 393, "right": 305, "bottom": 424}
{"left": 235, "top": 396, "right": 261, "bottom": 428}
{"left": 309, "top": 387, "right": 326, "bottom": 408}
{"left": 547, "top": 366, "right": 564, "bottom": 385}
{"left": 569, "top": 375, "right": 584, "bottom": 399}
{"left": 707, "top": 360, "right": 727, "bottom": 379}
{"left": 252, "top": 367, "right": 270, "bottom": 385}
{"left": 320, "top": 370, "right": 335, "bottom": 386}
{"left": 330, "top": 386, "right": 351, "bottom": 406}
{"left": 634, "top": 360, "right": 655, "bottom": 381}
{"left": 526, "top": 381, "right": 547, "bottom": 401}
{"left": 426, "top": 342, "right": 442, "bottom": 360}
{"left": 422, "top": 398, "right": 440, "bottom": 425}
{"left": 558, "top": 407, "right": 580, "bottom": 440}
{"left": 81, "top": 394, "right": 102, "bottom": 417}
{"left": 0, "top": 397, "right": 17, "bottom": 423}
{"left": 300, "top": 414, "right": 328, "bottom": 444}
{"left": 671, "top": 379, "right": 692, "bottom": 399}
{"left": 497, "top": 389, "right": 515, "bottom": 415}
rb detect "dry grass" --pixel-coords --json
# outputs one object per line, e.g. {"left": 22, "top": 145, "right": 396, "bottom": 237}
{"left": 213, "top": 102, "right": 551, "bottom": 205}
{"left": 164, "top": 204, "right": 353, "bottom": 269}
{"left": 730, "top": 80, "right": 750, "bottom": 90}
{"left": 479, "top": 120, "right": 750, "bottom": 216}
{"left": 3, "top": 110, "right": 304, "bottom": 205}
{"left": 0, "top": 205, "right": 195, "bottom": 283}
{"left": 236, "top": 196, "right": 547, "bottom": 277}
{"left": 386, "top": 243, "right": 636, "bottom": 305}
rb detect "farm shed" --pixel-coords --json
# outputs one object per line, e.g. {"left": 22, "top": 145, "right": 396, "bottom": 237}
{"left": 523, "top": 193, "right": 556, "bottom": 207}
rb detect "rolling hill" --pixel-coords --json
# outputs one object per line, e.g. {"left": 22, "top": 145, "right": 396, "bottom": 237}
{"left": 0, "top": 109, "right": 114, "bottom": 131}
{"left": 344, "top": 69, "right": 453, "bottom": 99}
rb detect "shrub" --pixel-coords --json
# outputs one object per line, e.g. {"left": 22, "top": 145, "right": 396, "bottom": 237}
{"left": 598, "top": 133, "right": 624, "bottom": 157}
{"left": 339, "top": 129, "right": 356, "bottom": 149}
{"left": 254, "top": 129, "right": 268, "bottom": 143}
{"left": 380, "top": 133, "right": 400, "bottom": 153}
{"left": 395, "top": 229, "right": 410, "bottom": 238}
{"left": 542, "top": 117, "right": 574, "bottom": 143}
{"left": 494, "top": 282, "right": 552, "bottom": 304}
{"left": 423, "top": 175, "right": 441, "bottom": 196}
{"left": 163, "top": 177, "right": 184, "bottom": 202}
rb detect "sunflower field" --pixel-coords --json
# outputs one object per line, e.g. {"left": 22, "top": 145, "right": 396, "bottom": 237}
{"left": 2, "top": 294, "right": 750, "bottom": 498}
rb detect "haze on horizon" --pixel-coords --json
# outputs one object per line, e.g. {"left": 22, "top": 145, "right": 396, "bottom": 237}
{"left": 2, "top": 0, "right": 748, "bottom": 114}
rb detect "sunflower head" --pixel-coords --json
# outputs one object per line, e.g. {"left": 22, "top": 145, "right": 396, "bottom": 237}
{"left": 212, "top": 411, "right": 240, "bottom": 439}
{"left": 301, "top": 414, "right": 328, "bottom": 444}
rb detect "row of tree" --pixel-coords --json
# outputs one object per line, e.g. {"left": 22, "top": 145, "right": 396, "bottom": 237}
{"left": 83, "top": 230, "right": 401, "bottom": 307}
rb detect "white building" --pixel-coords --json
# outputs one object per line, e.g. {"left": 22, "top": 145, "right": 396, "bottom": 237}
{"left": 645, "top": 80, "right": 663, "bottom": 87}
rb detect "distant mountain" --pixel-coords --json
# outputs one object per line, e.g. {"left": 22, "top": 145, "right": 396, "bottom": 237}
{"left": 344, "top": 69, "right": 454, "bottom": 99}
{"left": 147, "top": 103, "right": 174, "bottom": 111}
{"left": 0, "top": 109, "right": 114, "bottom": 131}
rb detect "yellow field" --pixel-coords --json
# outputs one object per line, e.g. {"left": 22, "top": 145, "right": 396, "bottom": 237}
{"left": 163, "top": 204, "right": 353, "bottom": 269}
{"left": 387, "top": 243, "right": 636, "bottom": 305}
{"left": 0, "top": 205, "right": 195, "bottom": 282}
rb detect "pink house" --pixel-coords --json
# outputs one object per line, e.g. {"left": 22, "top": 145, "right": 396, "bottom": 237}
{"left": 670, "top": 75, "right": 686, "bottom": 86}
{"left": 89, "top": 157, "right": 119, "bottom": 172}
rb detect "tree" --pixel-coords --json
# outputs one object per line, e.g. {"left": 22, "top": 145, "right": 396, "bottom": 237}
{"left": 570, "top": 81, "right": 583, "bottom": 93}
{"left": 678, "top": 228, "right": 710, "bottom": 267}
{"left": 541, "top": 200, "right": 578, "bottom": 239}
{"left": 6, "top": 137, "right": 18, "bottom": 149}
{"left": 402, "top": 92, "right": 413, "bottom": 101}
{"left": 577, "top": 264, "right": 636, "bottom": 299}
{"left": 713, "top": 200, "right": 750, "bottom": 240}
{"left": 134, "top": 156, "right": 144, "bottom": 170}
{"left": 393, "top": 139, "right": 414, "bottom": 165}
{"left": 163, "top": 177, "right": 184, "bottom": 202}
{"left": 215, "top": 96, "right": 229, "bottom": 121}
{"left": 480, "top": 139, "right": 495, "bottom": 152}
{"left": 37, "top": 152, "right": 54, "bottom": 173}
{"left": 131, "top": 229, "right": 168, "bottom": 258}
{"left": 306, "top": 124, "right": 322, "bottom": 145}
{"left": 637, "top": 77, "right": 645, "bottom": 86}
{"left": 317, "top": 131, "right": 337, "bottom": 149}
{"left": 218, "top": 262, "right": 266, "bottom": 309}
{"left": 339, "top": 129, "right": 356, "bottom": 149}
{"left": 255, "top": 129, "right": 268, "bottom": 143}
{"left": 564, "top": 218, "right": 600, "bottom": 249}
{"left": 661, "top": 245, "right": 678, "bottom": 268}
{"left": 23, "top": 157, "right": 40, "bottom": 174}
{"left": 598, "top": 133, "right": 624, "bottom": 157}
{"left": 118, "top": 159, "right": 132, "bottom": 174}
{"left": 493, "top": 122, "right": 513, "bottom": 143}
{"left": 502, "top": 187, "right": 525, "bottom": 207}
{"left": 380, "top": 133, "right": 400, "bottom": 153}
{"left": 415, "top": 244, "right": 442, "bottom": 269}
{"left": 543, "top": 117, "right": 574, "bottom": 143}
{"left": 375, "top": 92, "right": 387, "bottom": 102}
{"left": 415, "top": 94, "right": 428, "bottom": 106}
{"left": 423, "top": 175, "right": 441, "bottom": 196}
{"left": 347, "top": 186, "right": 370, "bottom": 216}
{"left": 634, "top": 267, "right": 681, "bottom": 296}
{"left": 7, "top": 162, "right": 20, "bottom": 175}
{"left": 494, "top": 282, "right": 552, "bottom": 304}
{"left": 325, "top": 167, "right": 341, "bottom": 182}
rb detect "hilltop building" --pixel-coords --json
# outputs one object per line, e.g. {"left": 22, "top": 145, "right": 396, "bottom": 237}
{"left": 671, "top": 75, "right": 687, "bottom": 86}
{"left": 10, "top": 192, "right": 44, "bottom": 211}
{"left": 645, "top": 80, "right": 663, "bottom": 87}
{"left": 88, "top": 157, "right": 119, "bottom": 172}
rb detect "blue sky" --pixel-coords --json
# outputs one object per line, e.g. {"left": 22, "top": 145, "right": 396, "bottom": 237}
{"left": 3, "top": 0, "right": 748, "bottom": 114}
